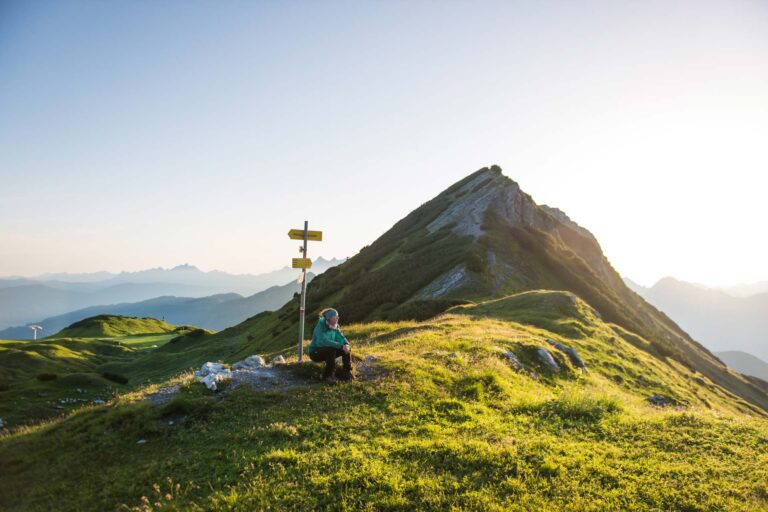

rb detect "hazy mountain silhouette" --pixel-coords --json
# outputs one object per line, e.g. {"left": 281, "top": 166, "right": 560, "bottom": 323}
{"left": 0, "top": 258, "right": 343, "bottom": 330}
{"left": 0, "top": 276, "right": 313, "bottom": 339}
{"left": 625, "top": 277, "right": 768, "bottom": 361}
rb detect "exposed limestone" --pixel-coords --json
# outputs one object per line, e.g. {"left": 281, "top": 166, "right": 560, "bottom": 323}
{"left": 503, "top": 351, "right": 523, "bottom": 371}
{"left": 413, "top": 264, "right": 470, "bottom": 299}
{"left": 426, "top": 169, "right": 545, "bottom": 239}
{"left": 536, "top": 347, "right": 561, "bottom": 372}
{"left": 546, "top": 339, "right": 587, "bottom": 369}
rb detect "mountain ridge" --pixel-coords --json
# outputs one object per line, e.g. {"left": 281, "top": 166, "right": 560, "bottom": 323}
{"left": 195, "top": 165, "right": 768, "bottom": 411}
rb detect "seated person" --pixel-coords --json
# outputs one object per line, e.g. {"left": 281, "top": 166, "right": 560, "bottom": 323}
{"left": 308, "top": 308, "right": 354, "bottom": 383}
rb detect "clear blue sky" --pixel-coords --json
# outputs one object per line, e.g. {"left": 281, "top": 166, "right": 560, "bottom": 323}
{"left": 1, "top": 0, "right": 767, "bottom": 286}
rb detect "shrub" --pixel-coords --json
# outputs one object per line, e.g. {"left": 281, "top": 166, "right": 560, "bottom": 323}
{"left": 36, "top": 372, "right": 58, "bottom": 381}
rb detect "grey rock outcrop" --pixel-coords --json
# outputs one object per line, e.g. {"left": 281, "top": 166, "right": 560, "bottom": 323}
{"left": 232, "top": 355, "right": 265, "bottom": 370}
{"left": 503, "top": 351, "right": 523, "bottom": 371}
{"left": 536, "top": 347, "right": 561, "bottom": 372}
{"left": 546, "top": 339, "right": 586, "bottom": 369}
{"left": 647, "top": 394, "right": 671, "bottom": 406}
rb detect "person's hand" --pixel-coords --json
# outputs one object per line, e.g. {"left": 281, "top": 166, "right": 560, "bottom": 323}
{"left": 343, "top": 344, "right": 350, "bottom": 354}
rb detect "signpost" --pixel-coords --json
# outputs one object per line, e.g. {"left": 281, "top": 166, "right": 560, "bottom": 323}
{"left": 291, "top": 258, "right": 312, "bottom": 269}
{"left": 288, "top": 221, "right": 322, "bottom": 361}
{"left": 288, "top": 229, "right": 323, "bottom": 241}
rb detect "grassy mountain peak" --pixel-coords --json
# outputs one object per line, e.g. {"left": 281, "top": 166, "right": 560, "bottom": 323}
{"left": 217, "top": 165, "right": 768, "bottom": 412}
{"left": 53, "top": 315, "right": 180, "bottom": 338}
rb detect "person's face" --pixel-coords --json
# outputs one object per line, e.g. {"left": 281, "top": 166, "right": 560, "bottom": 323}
{"left": 329, "top": 314, "right": 339, "bottom": 325}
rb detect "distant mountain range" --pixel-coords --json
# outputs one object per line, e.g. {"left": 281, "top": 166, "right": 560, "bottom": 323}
{"left": 0, "top": 275, "right": 314, "bottom": 340}
{"left": 0, "top": 258, "right": 343, "bottom": 331}
{"left": 718, "top": 281, "right": 768, "bottom": 298}
{"left": 625, "top": 277, "right": 768, "bottom": 361}
{"left": 715, "top": 351, "right": 768, "bottom": 381}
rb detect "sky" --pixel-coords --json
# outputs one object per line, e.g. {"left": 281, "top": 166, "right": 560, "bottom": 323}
{"left": 1, "top": 0, "right": 766, "bottom": 287}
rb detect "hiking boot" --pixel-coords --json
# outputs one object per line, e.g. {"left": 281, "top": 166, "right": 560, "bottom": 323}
{"left": 324, "top": 375, "right": 338, "bottom": 385}
{"left": 338, "top": 370, "right": 356, "bottom": 382}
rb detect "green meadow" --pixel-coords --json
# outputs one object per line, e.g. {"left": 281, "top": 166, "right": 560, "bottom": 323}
{"left": 1, "top": 292, "right": 766, "bottom": 511}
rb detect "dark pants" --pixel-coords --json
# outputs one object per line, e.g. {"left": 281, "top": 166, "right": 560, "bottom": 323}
{"left": 309, "top": 346, "right": 351, "bottom": 378}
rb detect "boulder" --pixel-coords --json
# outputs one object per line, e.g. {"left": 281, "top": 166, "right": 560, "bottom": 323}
{"left": 271, "top": 355, "right": 286, "bottom": 366}
{"left": 200, "top": 369, "right": 232, "bottom": 391}
{"left": 545, "top": 339, "right": 586, "bottom": 369}
{"left": 562, "top": 346, "right": 586, "bottom": 369}
{"left": 364, "top": 354, "right": 379, "bottom": 363}
{"left": 196, "top": 361, "right": 233, "bottom": 390}
{"left": 196, "top": 362, "right": 226, "bottom": 378}
{"left": 502, "top": 351, "right": 523, "bottom": 371}
{"left": 536, "top": 347, "right": 561, "bottom": 372}
{"left": 232, "top": 355, "right": 265, "bottom": 371}
{"left": 647, "top": 394, "right": 670, "bottom": 407}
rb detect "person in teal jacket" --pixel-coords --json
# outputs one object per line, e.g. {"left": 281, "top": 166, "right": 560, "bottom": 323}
{"left": 308, "top": 307, "right": 354, "bottom": 383}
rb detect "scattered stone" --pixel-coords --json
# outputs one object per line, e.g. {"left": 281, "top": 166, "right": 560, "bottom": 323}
{"left": 93, "top": 399, "right": 106, "bottom": 405}
{"left": 447, "top": 352, "right": 458, "bottom": 358}
{"left": 536, "top": 347, "right": 561, "bottom": 372}
{"left": 231, "top": 355, "right": 265, "bottom": 371}
{"left": 271, "top": 355, "right": 286, "bottom": 366}
{"left": 137, "top": 439, "right": 146, "bottom": 444}
{"left": 195, "top": 362, "right": 234, "bottom": 391}
{"left": 647, "top": 394, "right": 671, "bottom": 407}
{"left": 545, "top": 339, "right": 586, "bottom": 369}
{"left": 168, "top": 420, "right": 175, "bottom": 426}
{"left": 196, "top": 362, "right": 227, "bottom": 378}
{"left": 562, "top": 346, "right": 586, "bottom": 369}
{"left": 364, "top": 354, "right": 379, "bottom": 363}
{"left": 502, "top": 351, "right": 523, "bottom": 371}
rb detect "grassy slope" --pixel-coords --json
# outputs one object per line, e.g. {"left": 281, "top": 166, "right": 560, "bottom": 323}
{"left": 1, "top": 291, "right": 766, "bottom": 511}
{"left": 52, "top": 315, "right": 181, "bottom": 338}
{"left": 0, "top": 333, "right": 183, "bottom": 426}
{"left": 209, "top": 167, "right": 768, "bottom": 413}
{"left": 0, "top": 316, "right": 197, "bottom": 427}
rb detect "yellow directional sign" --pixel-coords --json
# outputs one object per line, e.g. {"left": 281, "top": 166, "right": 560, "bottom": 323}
{"left": 292, "top": 258, "right": 312, "bottom": 269}
{"left": 288, "top": 229, "right": 323, "bottom": 241}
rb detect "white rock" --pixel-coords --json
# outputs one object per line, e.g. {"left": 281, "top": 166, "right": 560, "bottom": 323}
{"left": 232, "top": 355, "right": 265, "bottom": 371}
{"left": 244, "top": 355, "right": 265, "bottom": 367}
{"left": 271, "top": 355, "right": 286, "bottom": 365}
{"left": 364, "top": 355, "right": 379, "bottom": 362}
{"left": 93, "top": 399, "right": 106, "bottom": 405}
{"left": 200, "top": 369, "right": 232, "bottom": 391}
{"left": 137, "top": 439, "right": 146, "bottom": 444}
{"left": 199, "top": 362, "right": 226, "bottom": 377}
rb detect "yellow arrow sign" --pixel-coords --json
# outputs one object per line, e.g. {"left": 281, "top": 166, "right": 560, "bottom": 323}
{"left": 292, "top": 258, "right": 312, "bottom": 269}
{"left": 288, "top": 229, "right": 323, "bottom": 241}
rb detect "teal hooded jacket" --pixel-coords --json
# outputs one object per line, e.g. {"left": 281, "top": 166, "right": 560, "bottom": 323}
{"left": 308, "top": 317, "right": 349, "bottom": 354}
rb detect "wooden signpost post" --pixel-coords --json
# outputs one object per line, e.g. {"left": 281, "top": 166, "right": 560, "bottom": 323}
{"left": 288, "top": 221, "right": 322, "bottom": 361}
